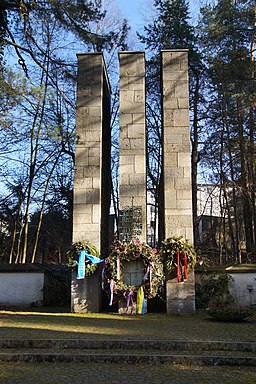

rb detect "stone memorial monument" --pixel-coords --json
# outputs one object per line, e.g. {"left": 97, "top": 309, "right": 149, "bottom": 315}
{"left": 119, "top": 52, "right": 147, "bottom": 243}
{"left": 161, "top": 50, "right": 195, "bottom": 314}
{"left": 71, "top": 53, "right": 111, "bottom": 313}
{"left": 72, "top": 49, "right": 195, "bottom": 314}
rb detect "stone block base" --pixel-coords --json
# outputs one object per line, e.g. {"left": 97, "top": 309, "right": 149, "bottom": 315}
{"left": 166, "top": 272, "right": 196, "bottom": 314}
{"left": 71, "top": 271, "right": 102, "bottom": 313}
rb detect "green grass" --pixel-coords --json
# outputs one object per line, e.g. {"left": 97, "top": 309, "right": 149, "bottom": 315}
{"left": 1, "top": 308, "right": 256, "bottom": 384}
{"left": 1, "top": 308, "right": 256, "bottom": 342}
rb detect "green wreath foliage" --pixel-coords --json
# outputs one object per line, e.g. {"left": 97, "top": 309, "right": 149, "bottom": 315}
{"left": 104, "top": 240, "right": 164, "bottom": 298}
{"left": 161, "top": 236, "right": 196, "bottom": 275}
{"left": 67, "top": 240, "right": 100, "bottom": 277}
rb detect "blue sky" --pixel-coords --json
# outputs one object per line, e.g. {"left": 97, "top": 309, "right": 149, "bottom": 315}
{"left": 115, "top": 0, "right": 202, "bottom": 31}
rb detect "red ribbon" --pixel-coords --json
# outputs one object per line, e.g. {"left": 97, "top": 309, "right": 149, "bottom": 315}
{"left": 177, "top": 251, "right": 182, "bottom": 282}
{"left": 183, "top": 253, "right": 188, "bottom": 280}
{"left": 177, "top": 252, "right": 188, "bottom": 282}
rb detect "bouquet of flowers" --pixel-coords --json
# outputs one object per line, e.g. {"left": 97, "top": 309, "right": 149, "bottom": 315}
{"left": 161, "top": 236, "right": 196, "bottom": 282}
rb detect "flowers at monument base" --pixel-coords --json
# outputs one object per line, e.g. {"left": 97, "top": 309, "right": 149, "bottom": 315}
{"left": 104, "top": 240, "right": 164, "bottom": 304}
{"left": 161, "top": 236, "right": 196, "bottom": 282}
{"left": 67, "top": 241, "right": 103, "bottom": 278}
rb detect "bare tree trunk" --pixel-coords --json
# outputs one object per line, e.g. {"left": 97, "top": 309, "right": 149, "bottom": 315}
{"left": 157, "top": 169, "right": 165, "bottom": 246}
{"left": 15, "top": 222, "right": 24, "bottom": 264}
{"left": 221, "top": 89, "right": 241, "bottom": 261}
{"left": 191, "top": 73, "right": 200, "bottom": 247}
{"left": 22, "top": 55, "right": 50, "bottom": 263}
{"left": 237, "top": 97, "right": 253, "bottom": 258}
{"left": 31, "top": 152, "right": 61, "bottom": 263}
{"left": 9, "top": 219, "right": 17, "bottom": 264}
{"left": 248, "top": 0, "right": 256, "bottom": 258}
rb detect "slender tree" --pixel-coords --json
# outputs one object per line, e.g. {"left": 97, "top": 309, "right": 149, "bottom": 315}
{"left": 0, "top": 0, "right": 129, "bottom": 263}
{"left": 199, "top": 0, "right": 256, "bottom": 260}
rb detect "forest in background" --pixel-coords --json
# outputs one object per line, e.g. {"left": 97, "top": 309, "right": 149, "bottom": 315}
{"left": 0, "top": 0, "right": 255, "bottom": 265}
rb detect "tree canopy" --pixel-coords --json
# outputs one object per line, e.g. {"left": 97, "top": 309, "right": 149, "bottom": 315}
{"left": 0, "top": 0, "right": 255, "bottom": 265}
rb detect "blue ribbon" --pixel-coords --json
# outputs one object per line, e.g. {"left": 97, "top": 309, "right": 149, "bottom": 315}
{"left": 77, "top": 250, "right": 104, "bottom": 279}
{"left": 85, "top": 253, "right": 104, "bottom": 264}
{"left": 77, "top": 250, "right": 86, "bottom": 279}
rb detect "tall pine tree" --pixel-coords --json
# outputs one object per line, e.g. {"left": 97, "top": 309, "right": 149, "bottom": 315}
{"left": 138, "top": 0, "right": 203, "bottom": 245}
{"left": 199, "top": 0, "right": 256, "bottom": 261}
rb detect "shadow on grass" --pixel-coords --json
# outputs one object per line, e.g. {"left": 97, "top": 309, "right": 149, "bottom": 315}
{"left": 0, "top": 308, "right": 256, "bottom": 342}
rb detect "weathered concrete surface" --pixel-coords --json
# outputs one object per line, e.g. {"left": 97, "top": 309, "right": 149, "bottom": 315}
{"left": 73, "top": 53, "right": 111, "bottom": 255}
{"left": 71, "top": 271, "right": 103, "bottom": 313}
{"left": 161, "top": 50, "right": 195, "bottom": 315}
{"left": 72, "top": 53, "right": 111, "bottom": 313}
{"left": 119, "top": 52, "right": 147, "bottom": 242}
{"left": 161, "top": 50, "right": 193, "bottom": 243}
{"left": 166, "top": 272, "right": 196, "bottom": 314}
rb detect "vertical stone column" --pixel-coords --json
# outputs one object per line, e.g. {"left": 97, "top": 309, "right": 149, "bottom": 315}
{"left": 119, "top": 52, "right": 147, "bottom": 243}
{"left": 161, "top": 49, "right": 195, "bottom": 314}
{"left": 161, "top": 49, "right": 193, "bottom": 242}
{"left": 72, "top": 53, "right": 111, "bottom": 313}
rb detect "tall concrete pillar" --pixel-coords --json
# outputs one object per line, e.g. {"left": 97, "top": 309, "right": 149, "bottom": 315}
{"left": 119, "top": 52, "right": 147, "bottom": 243}
{"left": 161, "top": 49, "right": 193, "bottom": 243}
{"left": 72, "top": 53, "right": 111, "bottom": 313}
{"left": 161, "top": 49, "right": 195, "bottom": 314}
{"left": 73, "top": 52, "right": 111, "bottom": 254}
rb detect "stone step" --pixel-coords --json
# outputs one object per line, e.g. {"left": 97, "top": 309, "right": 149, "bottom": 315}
{"left": 0, "top": 350, "right": 256, "bottom": 366}
{"left": 0, "top": 339, "right": 256, "bottom": 365}
{"left": 1, "top": 348, "right": 256, "bottom": 357}
{"left": 0, "top": 339, "right": 255, "bottom": 353}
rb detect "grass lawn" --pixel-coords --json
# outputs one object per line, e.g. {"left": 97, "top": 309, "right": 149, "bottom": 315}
{"left": 1, "top": 308, "right": 256, "bottom": 384}
{"left": 0, "top": 308, "right": 256, "bottom": 341}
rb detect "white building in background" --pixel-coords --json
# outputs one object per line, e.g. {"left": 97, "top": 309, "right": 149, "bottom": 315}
{"left": 197, "top": 184, "right": 223, "bottom": 218}
{"left": 197, "top": 184, "right": 227, "bottom": 251}
{"left": 145, "top": 184, "right": 226, "bottom": 248}
{"left": 147, "top": 190, "right": 158, "bottom": 247}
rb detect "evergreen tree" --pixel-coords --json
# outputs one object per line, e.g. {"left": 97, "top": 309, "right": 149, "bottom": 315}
{"left": 138, "top": 0, "right": 203, "bottom": 245}
{"left": 199, "top": 0, "right": 256, "bottom": 260}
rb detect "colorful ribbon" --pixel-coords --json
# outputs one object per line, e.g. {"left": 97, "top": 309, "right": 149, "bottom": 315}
{"left": 143, "top": 264, "right": 152, "bottom": 293}
{"left": 77, "top": 250, "right": 86, "bottom": 279}
{"left": 77, "top": 250, "right": 103, "bottom": 280}
{"left": 149, "top": 265, "right": 153, "bottom": 293}
{"left": 137, "top": 286, "right": 145, "bottom": 315}
{"left": 109, "top": 279, "right": 115, "bottom": 306}
{"left": 143, "top": 265, "right": 150, "bottom": 281}
{"left": 177, "top": 252, "right": 188, "bottom": 282}
{"left": 125, "top": 290, "right": 134, "bottom": 314}
{"left": 183, "top": 253, "right": 188, "bottom": 280}
{"left": 117, "top": 256, "right": 121, "bottom": 280}
{"left": 85, "top": 254, "right": 104, "bottom": 264}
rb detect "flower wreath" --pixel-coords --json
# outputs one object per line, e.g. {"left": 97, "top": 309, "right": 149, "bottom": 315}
{"left": 67, "top": 241, "right": 101, "bottom": 277}
{"left": 160, "top": 236, "right": 196, "bottom": 282}
{"left": 104, "top": 240, "right": 163, "bottom": 299}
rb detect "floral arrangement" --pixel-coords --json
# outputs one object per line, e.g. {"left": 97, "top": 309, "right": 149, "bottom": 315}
{"left": 160, "top": 236, "right": 196, "bottom": 281}
{"left": 67, "top": 240, "right": 100, "bottom": 277}
{"left": 104, "top": 240, "right": 163, "bottom": 298}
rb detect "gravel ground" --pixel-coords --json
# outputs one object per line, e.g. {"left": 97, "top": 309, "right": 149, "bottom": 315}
{"left": 1, "top": 362, "right": 256, "bottom": 384}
